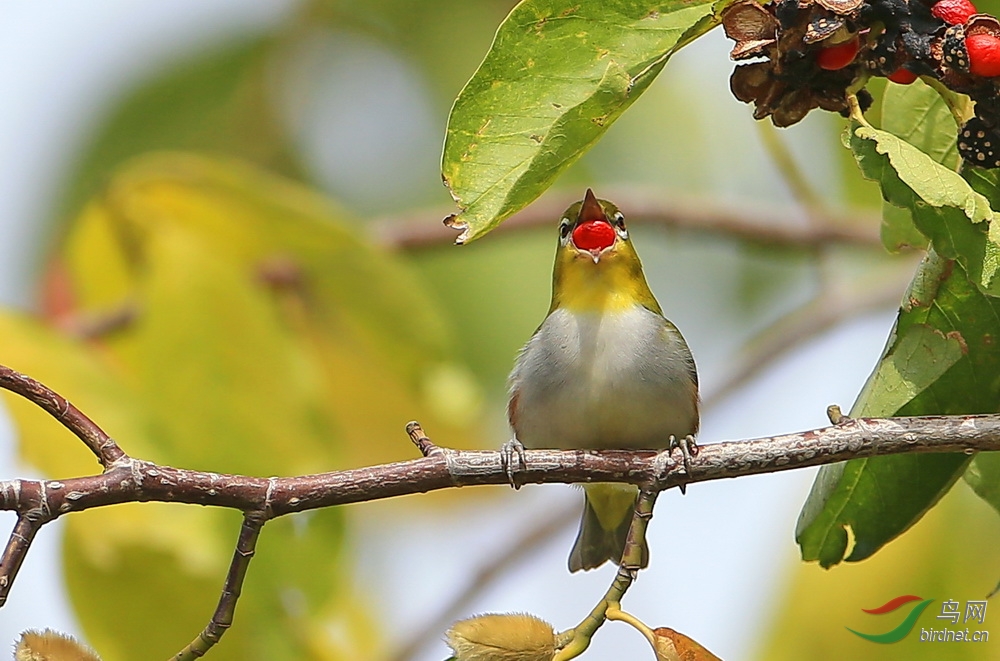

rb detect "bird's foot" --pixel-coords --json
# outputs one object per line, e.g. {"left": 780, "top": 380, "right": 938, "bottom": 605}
{"left": 501, "top": 437, "right": 527, "bottom": 489}
{"left": 669, "top": 434, "right": 699, "bottom": 495}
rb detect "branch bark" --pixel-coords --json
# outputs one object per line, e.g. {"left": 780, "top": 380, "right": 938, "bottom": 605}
{"left": 2, "top": 412, "right": 994, "bottom": 523}
{"left": 1, "top": 363, "right": 996, "bottom": 655}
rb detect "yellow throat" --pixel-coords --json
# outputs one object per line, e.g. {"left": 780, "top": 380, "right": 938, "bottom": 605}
{"left": 550, "top": 191, "right": 661, "bottom": 316}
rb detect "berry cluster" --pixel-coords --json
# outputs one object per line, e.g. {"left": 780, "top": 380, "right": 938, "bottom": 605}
{"left": 721, "top": 0, "right": 1000, "bottom": 167}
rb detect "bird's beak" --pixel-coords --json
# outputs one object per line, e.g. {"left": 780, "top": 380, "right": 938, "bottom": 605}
{"left": 575, "top": 188, "right": 613, "bottom": 262}
{"left": 578, "top": 188, "right": 606, "bottom": 225}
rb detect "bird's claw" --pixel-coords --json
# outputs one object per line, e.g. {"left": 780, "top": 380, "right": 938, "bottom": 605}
{"left": 501, "top": 438, "right": 527, "bottom": 489}
{"left": 669, "top": 434, "right": 699, "bottom": 495}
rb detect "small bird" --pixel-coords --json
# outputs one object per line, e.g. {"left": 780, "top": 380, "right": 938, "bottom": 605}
{"left": 507, "top": 189, "right": 700, "bottom": 572}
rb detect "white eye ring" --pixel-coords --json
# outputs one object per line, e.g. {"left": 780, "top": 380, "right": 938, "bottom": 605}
{"left": 559, "top": 217, "right": 572, "bottom": 243}
{"left": 613, "top": 212, "right": 628, "bottom": 240}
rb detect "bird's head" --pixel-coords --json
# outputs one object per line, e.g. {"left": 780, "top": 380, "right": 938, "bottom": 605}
{"left": 550, "top": 189, "right": 658, "bottom": 314}
{"left": 557, "top": 188, "right": 630, "bottom": 264}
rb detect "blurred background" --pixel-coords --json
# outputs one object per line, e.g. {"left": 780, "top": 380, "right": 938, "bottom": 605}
{"left": 1, "top": 2, "right": 998, "bottom": 660}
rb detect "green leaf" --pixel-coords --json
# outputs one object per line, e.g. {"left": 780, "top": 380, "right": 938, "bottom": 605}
{"left": 60, "top": 38, "right": 303, "bottom": 225}
{"left": 880, "top": 201, "right": 927, "bottom": 252}
{"left": 850, "top": 121, "right": 1000, "bottom": 294}
{"left": 65, "top": 506, "right": 237, "bottom": 661}
{"left": 797, "top": 249, "right": 1000, "bottom": 567}
{"left": 850, "top": 324, "right": 963, "bottom": 417}
{"left": 959, "top": 169, "right": 1000, "bottom": 516}
{"left": 118, "top": 224, "right": 344, "bottom": 475}
{"left": 964, "top": 453, "right": 1000, "bottom": 516}
{"left": 881, "top": 80, "right": 960, "bottom": 171}
{"left": 875, "top": 80, "right": 957, "bottom": 252}
{"left": 852, "top": 123, "right": 990, "bottom": 223}
{"left": 796, "top": 309, "right": 966, "bottom": 567}
{"left": 441, "top": 0, "right": 719, "bottom": 243}
{"left": 61, "top": 153, "right": 478, "bottom": 466}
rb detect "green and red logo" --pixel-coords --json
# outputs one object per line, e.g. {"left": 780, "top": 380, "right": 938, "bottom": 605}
{"left": 847, "top": 595, "right": 935, "bottom": 643}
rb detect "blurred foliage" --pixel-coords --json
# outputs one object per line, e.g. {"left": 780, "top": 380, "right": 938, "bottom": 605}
{"left": 764, "top": 483, "right": 1000, "bottom": 660}
{"left": 60, "top": 38, "right": 302, "bottom": 225}
{"left": 3, "top": 153, "right": 479, "bottom": 660}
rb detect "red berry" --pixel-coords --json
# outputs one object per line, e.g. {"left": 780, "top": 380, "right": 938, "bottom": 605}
{"left": 572, "top": 221, "right": 616, "bottom": 251}
{"left": 968, "top": 33, "right": 1000, "bottom": 76}
{"left": 887, "top": 67, "right": 919, "bottom": 84}
{"left": 816, "top": 36, "right": 860, "bottom": 70}
{"left": 932, "top": 0, "right": 977, "bottom": 25}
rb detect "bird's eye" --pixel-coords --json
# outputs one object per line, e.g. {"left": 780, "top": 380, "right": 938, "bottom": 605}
{"left": 613, "top": 212, "right": 628, "bottom": 239}
{"left": 559, "top": 218, "right": 572, "bottom": 240}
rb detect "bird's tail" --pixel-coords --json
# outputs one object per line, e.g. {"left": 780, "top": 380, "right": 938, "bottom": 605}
{"left": 568, "top": 484, "right": 648, "bottom": 572}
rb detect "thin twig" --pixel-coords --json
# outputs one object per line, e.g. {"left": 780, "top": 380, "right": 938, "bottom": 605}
{"left": 170, "top": 513, "right": 266, "bottom": 660}
{"left": 0, "top": 364, "right": 125, "bottom": 467}
{"left": 373, "top": 187, "right": 883, "bottom": 251}
{"left": 387, "top": 501, "right": 578, "bottom": 661}
{"left": 553, "top": 489, "right": 659, "bottom": 660}
{"left": 0, "top": 516, "right": 43, "bottom": 607}
{"left": 406, "top": 421, "right": 443, "bottom": 457}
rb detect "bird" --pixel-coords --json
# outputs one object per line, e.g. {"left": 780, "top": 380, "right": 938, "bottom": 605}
{"left": 506, "top": 189, "right": 700, "bottom": 572}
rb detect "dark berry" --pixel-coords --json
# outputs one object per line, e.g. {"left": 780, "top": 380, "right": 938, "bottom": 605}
{"left": 943, "top": 24, "right": 970, "bottom": 71}
{"left": 958, "top": 117, "right": 1000, "bottom": 168}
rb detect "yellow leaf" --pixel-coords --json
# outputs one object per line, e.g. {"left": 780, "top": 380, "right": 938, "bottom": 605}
{"left": 59, "top": 153, "right": 481, "bottom": 468}
{"left": 651, "top": 628, "right": 722, "bottom": 661}
{"left": 0, "top": 312, "right": 156, "bottom": 476}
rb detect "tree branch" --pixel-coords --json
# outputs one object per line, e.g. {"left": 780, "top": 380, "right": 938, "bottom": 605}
{"left": 373, "top": 187, "right": 883, "bottom": 251}
{"left": 0, "top": 515, "right": 43, "bottom": 607}
{"left": 171, "top": 513, "right": 265, "bottom": 660}
{"left": 2, "top": 363, "right": 998, "bottom": 655}
{"left": 2, "top": 412, "right": 995, "bottom": 525}
{"left": 0, "top": 365, "right": 125, "bottom": 468}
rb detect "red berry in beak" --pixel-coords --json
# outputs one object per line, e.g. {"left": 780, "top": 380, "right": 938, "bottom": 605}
{"left": 572, "top": 220, "right": 616, "bottom": 252}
